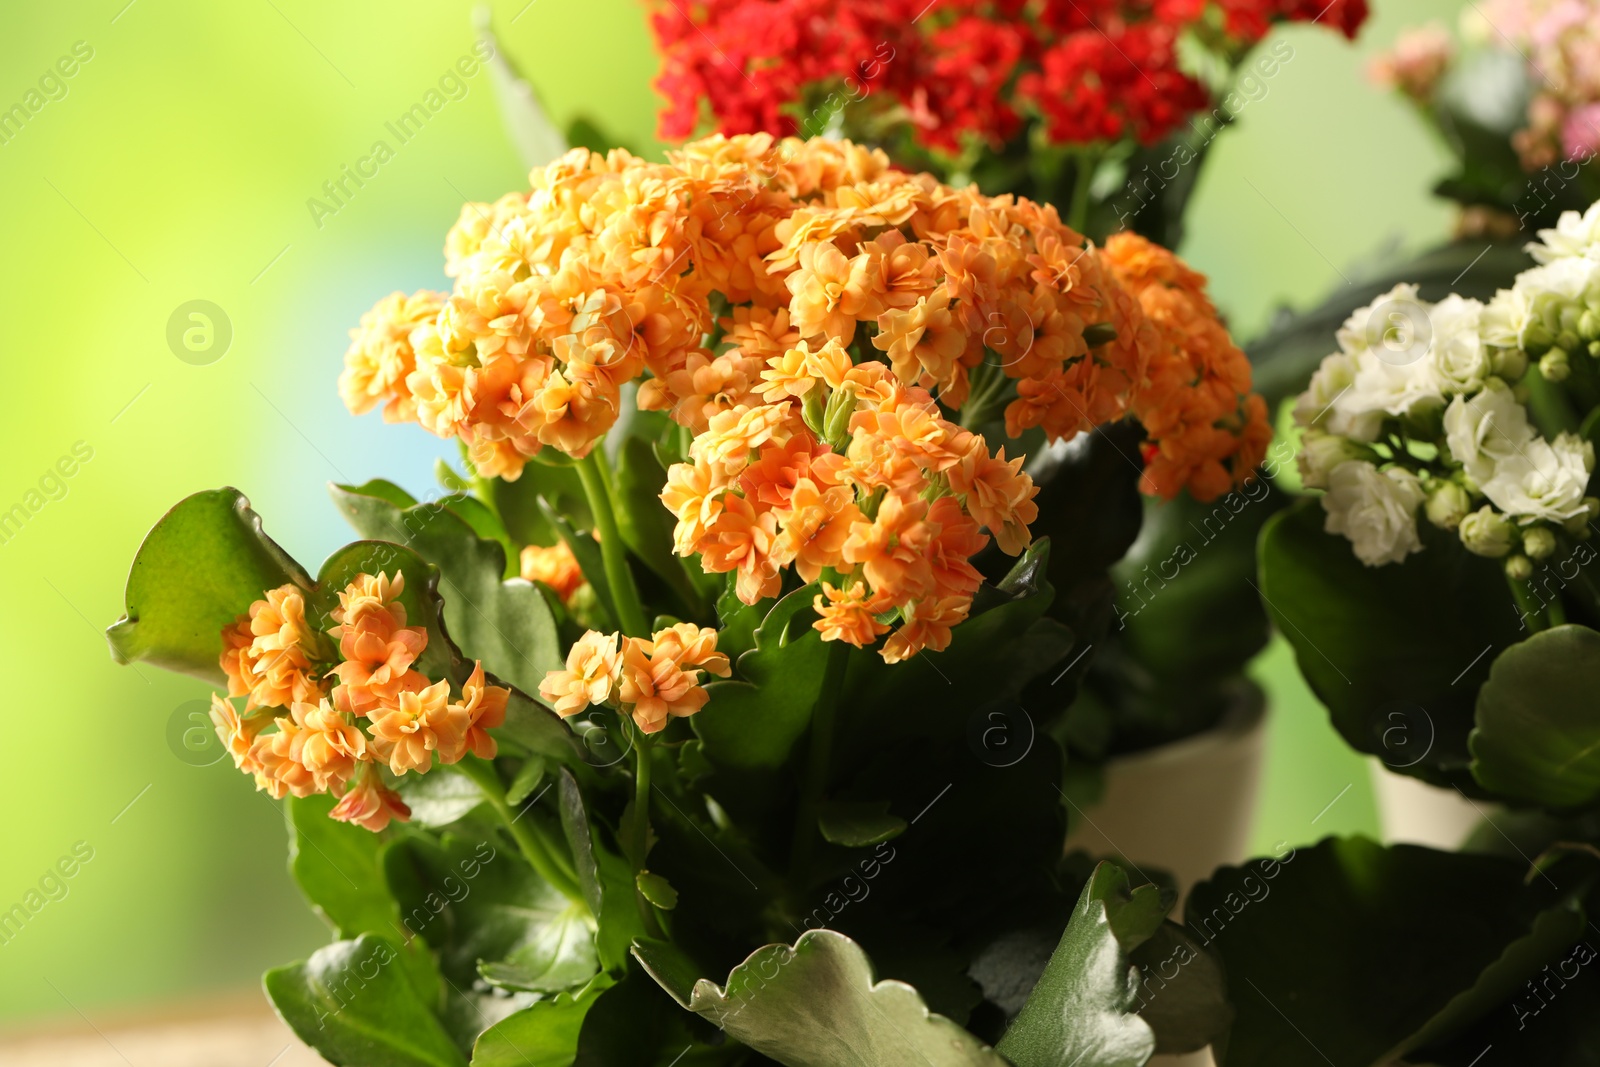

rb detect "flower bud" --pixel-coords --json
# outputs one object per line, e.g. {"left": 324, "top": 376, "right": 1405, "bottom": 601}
{"left": 1564, "top": 497, "right": 1600, "bottom": 538}
{"left": 1424, "top": 481, "right": 1471, "bottom": 529}
{"left": 1459, "top": 505, "right": 1514, "bottom": 558}
{"left": 1522, "top": 525, "right": 1557, "bottom": 559}
{"left": 1505, "top": 554, "right": 1534, "bottom": 580}
{"left": 822, "top": 383, "right": 858, "bottom": 453}
{"left": 1580, "top": 308, "right": 1600, "bottom": 341}
{"left": 1491, "top": 346, "right": 1528, "bottom": 380}
{"left": 1540, "top": 348, "right": 1571, "bottom": 382}
{"left": 1298, "top": 431, "right": 1367, "bottom": 490}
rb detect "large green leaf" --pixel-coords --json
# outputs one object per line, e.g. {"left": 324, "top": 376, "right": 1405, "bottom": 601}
{"left": 264, "top": 934, "right": 467, "bottom": 1067}
{"left": 996, "top": 861, "right": 1162, "bottom": 1067}
{"left": 475, "top": 8, "right": 568, "bottom": 171}
{"left": 287, "top": 793, "right": 405, "bottom": 941}
{"left": 672, "top": 929, "right": 1007, "bottom": 1067}
{"left": 1257, "top": 499, "right": 1523, "bottom": 788}
{"left": 469, "top": 979, "right": 609, "bottom": 1067}
{"left": 107, "top": 488, "right": 311, "bottom": 681}
{"left": 557, "top": 768, "right": 645, "bottom": 971}
{"left": 385, "top": 833, "right": 599, "bottom": 995}
{"left": 694, "top": 583, "right": 831, "bottom": 774}
{"left": 1190, "top": 837, "right": 1582, "bottom": 1067}
{"left": 330, "top": 480, "right": 564, "bottom": 694}
{"left": 1471, "top": 625, "right": 1600, "bottom": 808}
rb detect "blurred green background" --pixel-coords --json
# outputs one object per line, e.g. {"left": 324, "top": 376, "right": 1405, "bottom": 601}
{"left": 0, "top": 0, "right": 1466, "bottom": 1028}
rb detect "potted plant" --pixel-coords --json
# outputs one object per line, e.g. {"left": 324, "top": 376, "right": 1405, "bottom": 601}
{"left": 640, "top": 0, "right": 1371, "bottom": 884}
{"left": 106, "top": 132, "right": 1265, "bottom": 1064}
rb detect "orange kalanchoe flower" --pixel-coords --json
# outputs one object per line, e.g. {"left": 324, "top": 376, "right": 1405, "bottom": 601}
{"left": 211, "top": 571, "right": 510, "bottom": 832}
{"left": 330, "top": 765, "right": 412, "bottom": 833}
{"left": 539, "top": 630, "right": 624, "bottom": 717}
{"left": 1102, "top": 232, "right": 1271, "bottom": 502}
{"left": 327, "top": 572, "right": 429, "bottom": 715}
{"left": 220, "top": 584, "right": 325, "bottom": 711}
{"left": 339, "top": 290, "right": 446, "bottom": 424}
{"left": 538, "top": 624, "right": 729, "bottom": 734}
{"left": 520, "top": 541, "right": 588, "bottom": 603}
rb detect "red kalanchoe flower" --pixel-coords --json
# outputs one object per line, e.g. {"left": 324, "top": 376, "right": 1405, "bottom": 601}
{"left": 647, "top": 0, "right": 1370, "bottom": 152}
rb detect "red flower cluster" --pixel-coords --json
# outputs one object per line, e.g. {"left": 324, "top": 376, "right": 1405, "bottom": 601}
{"left": 648, "top": 0, "right": 1368, "bottom": 153}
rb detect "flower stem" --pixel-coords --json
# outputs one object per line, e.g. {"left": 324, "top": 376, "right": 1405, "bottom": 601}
{"left": 456, "top": 757, "right": 586, "bottom": 907}
{"left": 789, "top": 639, "right": 851, "bottom": 884}
{"left": 630, "top": 728, "right": 664, "bottom": 937}
{"left": 1507, "top": 574, "right": 1549, "bottom": 633}
{"left": 1068, "top": 151, "right": 1097, "bottom": 235}
{"left": 576, "top": 450, "right": 650, "bottom": 638}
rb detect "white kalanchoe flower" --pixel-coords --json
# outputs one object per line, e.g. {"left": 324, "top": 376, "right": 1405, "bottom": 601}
{"left": 1512, "top": 257, "right": 1600, "bottom": 350}
{"left": 1297, "top": 430, "right": 1369, "bottom": 489}
{"left": 1459, "top": 505, "right": 1514, "bottom": 557}
{"left": 1479, "top": 432, "right": 1595, "bottom": 525}
{"left": 1528, "top": 201, "right": 1600, "bottom": 264}
{"left": 1321, "top": 460, "right": 1426, "bottom": 567}
{"left": 1428, "top": 294, "right": 1491, "bottom": 395}
{"left": 1442, "top": 378, "right": 1537, "bottom": 485}
{"left": 1340, "top": 284, "right": 1448, "bottom": 419}
{"left": 1293, "top": 349, "right": 1382, "bottom": 441}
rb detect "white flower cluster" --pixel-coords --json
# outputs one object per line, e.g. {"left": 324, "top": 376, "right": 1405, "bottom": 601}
{"left": 1293, "top": 202, "right": 1600, "bottom": 568}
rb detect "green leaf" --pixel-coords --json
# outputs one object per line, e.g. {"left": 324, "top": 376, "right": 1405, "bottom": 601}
{"left": 996, "top": 861, "right": 1162, "bottom": 1067}
{"left": 286, "top": 793, "right": 404, "bottom": 941}
{"left": 385, "top": 834, "right": 599, "bottom": 996}
{"left": 507, "top": 757, "right": 547, "bottom": 806}
{"left": 1257, "top": 498, "right": 1523, "bottom": 788}
{"left": 473, "top": 9, "right": 568, "bottom": 171}
{"left": 631, "top": 937, "right": 702, "bottom": 1008}
{"left": 330, "top": 481, "right": 564, "bottom": 695}
{"left": 1190, "top": 837, "right": 1582, "bottom": 1067}
{"left": 395, "top": 768, "right": 487, "bottom": 828}
{"left": 1471, "top": 624, "right": 1600, "bottom": 808}
{"left": 695, "top": 583, "right": 831, "bottom": 774}
{"left": 684, "top": 929, "right": 1007, "bottom": 1067}
{"left": 539, "top": 499, "right": 619, "bottom": 632}
{"left": 612, "top": 434, "right": 702, "bottom": 613}
{"left": 817, "top": 801, "right": 907, "bottom": 847}
{"left": 285, "top": 742, "right": 439, "bottom": 1004}
{"left": 264, "top": 934, "right": 467, "bottom": 1067}
{"left": 470, "top": 978, "right": 612, "bottom": 1067}
{"left": 557, "top": 769, "right": 645, "bottom": 971}
{"left": 635, "top": 871, "right": 678, "bottom": 910}
{"left": 1128, "top": 924, "right": 1232, "bottom": 1056}
{"left": 107, "top": 488, "right": 311, "bottom": 682}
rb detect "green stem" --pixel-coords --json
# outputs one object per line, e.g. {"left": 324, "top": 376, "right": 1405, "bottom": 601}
{"left": 789, "top": 640, "right": 851, "bottom": 884}
{"left": 1508, "top": 574, "right": 1549, "bottom": 634}
{"left": 576, "top": 450, "right": 650, "bottom": 637}
{"left": 456, "top": 758, "right": 586, "bottom": 907}
{"left": 630, "top": 729, "right": 664, "bottom": 937}
{"left": 1068, "top": 151, "right": 1097, "bottom": 235}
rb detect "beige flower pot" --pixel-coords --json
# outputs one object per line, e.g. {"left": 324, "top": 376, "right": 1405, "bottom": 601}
{"left": 1063, "top": 687, "right": 1266, "bottom": 1067}
{"left": 1368, "top": 762, "right": 1491, "bottom": 849}
{"left": 1065, "top": 684, "right": 1268, "bottom": 897}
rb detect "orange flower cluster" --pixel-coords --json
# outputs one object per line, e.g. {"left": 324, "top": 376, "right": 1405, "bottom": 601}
{"left": 660, "top": 352, "right": 1035, "bottom": 660}
{"left": 340, "top": 133, "right": 1260, "bottom": 498}
{"left": 539, "top": 623, "right": 730, "bottom": 734}
{"left": 212, "top": 573, "right": 509, "bottom": 832}
{"left": 1103, "top": 233, "right": 1272, "bottom": 502}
